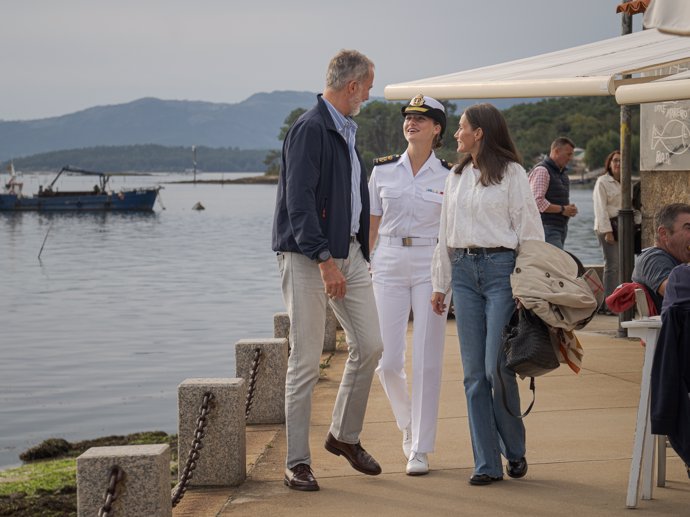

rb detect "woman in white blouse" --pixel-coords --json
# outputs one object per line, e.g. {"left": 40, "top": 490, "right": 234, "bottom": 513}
{"left": 369, "top": 95, "right": 451, "bottom": 476}
{"left": 592, "top": 150, "right": 621, "bottom": 315}
{"left": 430, "top": 103, "right": 544, "bottom": 486}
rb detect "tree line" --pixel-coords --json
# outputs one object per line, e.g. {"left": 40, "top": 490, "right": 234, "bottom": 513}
{"left": 3, "top": 144, "right": 269, "bottom": 173}
{"left": 3, "top": 97, "right": 638, "bottom": 176}
{"left": 265, "top": 96, "right": 640, "bottom": 175}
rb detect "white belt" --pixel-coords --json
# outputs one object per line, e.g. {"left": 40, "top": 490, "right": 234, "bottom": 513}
{"left": 379, "top": 235, "right": 438, "bottom": 247}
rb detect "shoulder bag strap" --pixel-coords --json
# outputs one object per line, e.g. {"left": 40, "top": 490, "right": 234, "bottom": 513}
{"left": 496, "top": 351, "right": 536, "bottom": 419}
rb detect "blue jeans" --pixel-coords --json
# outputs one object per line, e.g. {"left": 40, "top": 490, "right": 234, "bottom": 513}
{"left": 450, "top": 248, "right": 525, "bottom": 477}
{"left": 543, "top": 224, "right": 567, "bottom": 249}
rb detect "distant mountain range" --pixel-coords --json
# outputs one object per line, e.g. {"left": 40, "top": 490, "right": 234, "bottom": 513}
{"left": 0, "top": 92, "right": 533, "bottom": 163}
{"left": 0, "top": 91, "right": 317, "bottom": 162}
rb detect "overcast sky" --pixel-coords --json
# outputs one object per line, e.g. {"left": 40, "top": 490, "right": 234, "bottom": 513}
{"left": 2, "top": 0, "right": 642, "bottom": 121}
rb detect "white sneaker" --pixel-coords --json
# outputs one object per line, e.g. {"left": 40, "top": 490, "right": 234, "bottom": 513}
{"left": 406, "top": 452, "right": 429, "bottom": 476}
{"left": 402, "top": 426, "right": 412, "bottom": 459}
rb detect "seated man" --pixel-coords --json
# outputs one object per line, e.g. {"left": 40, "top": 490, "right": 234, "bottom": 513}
{"left": 632, "top": 203, "right": 690, "bottom": 314}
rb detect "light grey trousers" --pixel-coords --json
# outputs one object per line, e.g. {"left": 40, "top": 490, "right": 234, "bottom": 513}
{"left": 277, "top": 240, "right": 383, "bottom": 469}
{"left": 596, "top": 231, "right": 620, "bottom": 304}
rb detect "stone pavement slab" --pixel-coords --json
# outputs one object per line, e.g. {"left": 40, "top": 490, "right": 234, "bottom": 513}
{"left": 174, "top": 316, "right": 690, "bottom": 516}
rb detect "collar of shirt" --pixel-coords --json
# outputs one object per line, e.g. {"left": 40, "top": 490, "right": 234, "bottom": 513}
{"left": 601, "top": 173, "right": 620, "bottom": 185}
{"left": 322, "top": 96, "right": 361, "bottom": 235}
{"left": 401, "top": 151, "right": 439, "bottom": 177}
{"left": 322, "top": 96, "right": 358, "bottom": 142}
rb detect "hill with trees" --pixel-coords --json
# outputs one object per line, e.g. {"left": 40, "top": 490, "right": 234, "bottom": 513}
{"left": 2, "top": 95, "right": 638, "bottom": 174}
{"left": 0, "top": 92, "right": 318, "bottom": 162}
{"left": 7, "top": 145, "right": 269, "bottom": 173}
{"left": 266, "top": 96, "right": 639, "bottom": 175}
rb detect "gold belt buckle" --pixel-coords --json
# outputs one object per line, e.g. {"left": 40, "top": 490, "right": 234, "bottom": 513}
{"left": 402, "top": 237, "right": 413, "bottom": 246}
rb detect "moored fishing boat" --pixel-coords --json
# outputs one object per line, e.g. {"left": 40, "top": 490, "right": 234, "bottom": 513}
{"left": 0, "top": 165, "right": 160, "bottom": 212}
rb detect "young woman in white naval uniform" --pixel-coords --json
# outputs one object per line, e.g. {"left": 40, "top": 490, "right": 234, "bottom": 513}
{"left": 368, "top": 95, "right": 451, "bottom": 476}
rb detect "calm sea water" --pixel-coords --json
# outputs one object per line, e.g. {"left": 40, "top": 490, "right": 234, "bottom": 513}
{"left": 0, "top": 172, "right": 285, "bottom": 468}
{"left": 0, "top": 173, "right": 601, "bottom": 469}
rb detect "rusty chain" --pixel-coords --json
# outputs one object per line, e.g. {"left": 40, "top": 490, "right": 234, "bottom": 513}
{"left": 245, "top": 347, "right": 262, "bottom": 420}
{"left": 171, "top": 391, "right": 214, "bottom": 508}
{"left": 97, "top": 465, "right": 124, "bottom": 517}
{"left": 96, "top": 350, "right": 263, "bottom": 511}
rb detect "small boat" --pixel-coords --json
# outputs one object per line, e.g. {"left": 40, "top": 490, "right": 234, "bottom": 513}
{"left": 0, "top": 166, "right": 160, "bottom": 212}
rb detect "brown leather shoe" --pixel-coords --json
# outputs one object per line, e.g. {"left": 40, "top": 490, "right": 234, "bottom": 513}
{"left": 284, "top": 463, "right": 319, "bottom": 491}
{"left": 324, "top": 432, "right": 382, "bottom": 475}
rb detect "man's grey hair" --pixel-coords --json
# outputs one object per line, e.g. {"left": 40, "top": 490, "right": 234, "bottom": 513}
{"left": 655, "top": 202, "right": 690, "bottom": 235}
{"left": 326, "top": 49, "right": 374, "bottom": 91}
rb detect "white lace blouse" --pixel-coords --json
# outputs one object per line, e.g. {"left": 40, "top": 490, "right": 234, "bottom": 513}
{"left": 431, "top": 161, "right": 545, "bottom": 294}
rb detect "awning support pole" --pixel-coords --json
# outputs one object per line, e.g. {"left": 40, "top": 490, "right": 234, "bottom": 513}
{"left": 618, "top": 2, "right": 635, "bottom": 337}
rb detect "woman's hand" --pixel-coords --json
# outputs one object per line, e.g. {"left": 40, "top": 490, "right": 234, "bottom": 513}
{"left": 431, "top": 292, "right": 447, "bottom": 315}
{"left": 604, "top": 232, "right": 615, "bottom": 245}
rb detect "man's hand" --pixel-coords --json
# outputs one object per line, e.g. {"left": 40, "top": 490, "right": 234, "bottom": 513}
{"left": 319, "top": 258, "right": 347, "bottom": 299}
{"left": 563, "top": 203, "right": 578, "bottom": 217}
{"left": 431, "top": 292, "right": 447, "bottom": 315}
{"left": 604, "top": 232, "right": 616, "bottom": 245}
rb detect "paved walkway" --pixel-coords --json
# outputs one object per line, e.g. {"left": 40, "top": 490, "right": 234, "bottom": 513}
{"left": 174, "top": 314, "right": 689, "bottom": 516}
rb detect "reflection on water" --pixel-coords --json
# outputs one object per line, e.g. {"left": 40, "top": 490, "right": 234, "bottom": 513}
{"left": 0, "top": 175, "right": 602, "bottom": 468}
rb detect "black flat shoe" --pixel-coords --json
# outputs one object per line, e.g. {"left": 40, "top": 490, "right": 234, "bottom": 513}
{"left": 506, "top": 457, "right": 528, "bottom": 478}
{"left": 469, "top": 473, "right": 503, "bottom": 485}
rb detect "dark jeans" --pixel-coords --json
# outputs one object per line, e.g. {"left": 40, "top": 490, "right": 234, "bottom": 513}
{"left": 543, "top": 224, "right": 568, "bottom": 249}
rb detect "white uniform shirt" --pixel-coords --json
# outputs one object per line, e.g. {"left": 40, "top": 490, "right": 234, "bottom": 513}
{"left": 431, "top": 161, "right": 544, "bottom": 293}
{"left": 368, "top": 151, "right": 449, "bottom": 239}
{"left": 592, "top": 173, "right": 621, "bottom": 234}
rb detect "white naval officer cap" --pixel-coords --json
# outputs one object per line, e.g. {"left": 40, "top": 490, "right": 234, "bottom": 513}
{"left": 401, "top": 94, "right": 447, "bottom": 136}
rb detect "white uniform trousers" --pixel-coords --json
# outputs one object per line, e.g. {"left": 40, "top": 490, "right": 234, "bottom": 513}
{"left": 278, "top": 239, "right": 383, "bottom": 469}
{"left": 372, "top": 242, "right": 448, "bottom": 454}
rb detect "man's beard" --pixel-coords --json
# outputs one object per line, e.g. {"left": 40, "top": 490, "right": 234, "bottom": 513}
{"left": 348, "top": 96, "right": 363, "bottom": 117}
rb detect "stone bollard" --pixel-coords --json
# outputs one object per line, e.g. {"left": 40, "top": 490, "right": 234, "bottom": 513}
{"left": 273, "top": 312, "right": 290, "bottom": 340}
{"left": 77, "top": 444, "right": 171, "bottom": 517}
{"left": 235, "top": 338, "right": 288, "bottom": 424}
{"left": 178, "top": 378, "right": 246, "bottom": 486}
{"left": 324, "top": 306, "right": 338, "bottom": 352}
{"left": 273, "top": 307, "right": 338, "bottom": 352}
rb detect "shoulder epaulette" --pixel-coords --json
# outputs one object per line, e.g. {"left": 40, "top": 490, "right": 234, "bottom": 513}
{"left": 440, "top": 159, "right": 453, "bottom": 170}
{"left": 373, "top": 154, "right": 401, "bottom": 166}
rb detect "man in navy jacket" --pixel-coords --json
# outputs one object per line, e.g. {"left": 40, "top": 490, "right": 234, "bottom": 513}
{"left": 651, "top": 265, "right": 690, "bottom": 469}
{"left": 272, "top": 49, "right": 383, "bottom": 491}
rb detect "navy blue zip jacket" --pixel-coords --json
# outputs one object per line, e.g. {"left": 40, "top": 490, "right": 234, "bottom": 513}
{"left": 272, "top": 94, "right": 370, "bottom": 261}
{"left": 651, "top": 301, "right": 690, "bottom": 466}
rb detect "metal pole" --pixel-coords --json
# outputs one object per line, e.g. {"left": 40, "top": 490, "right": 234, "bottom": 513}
{"left": 192, "top": 145, "right": 197, "bottom": 183}
{"left": 618, "top": 4, "right": 635, "bottom": 336}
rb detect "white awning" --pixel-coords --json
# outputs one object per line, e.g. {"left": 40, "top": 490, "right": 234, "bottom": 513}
{"left": 616, "top": 69, "right": 690, "bottom": 104}
{"left": 644, "top": 0, "right": 690, "bottom": 36}
{"left": 383, "top": 28, "right": 690, "bottom": 101}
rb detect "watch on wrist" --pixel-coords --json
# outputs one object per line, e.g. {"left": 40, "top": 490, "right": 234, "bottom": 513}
{"left": 559, "top": 205, "right": 565, "bottom": 214}
{"left": 316, "top": 249, "right": 331, "bottom": 264}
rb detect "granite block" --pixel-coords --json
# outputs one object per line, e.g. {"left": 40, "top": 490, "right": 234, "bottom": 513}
{"left": 235, "top": 338, "right": 288, "bottom": 424}
{"left": 77, "top": 444, "right": 171, "bottom": 517}
{"left": 178, "top": 378, "right": 246, "bottom": 486}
